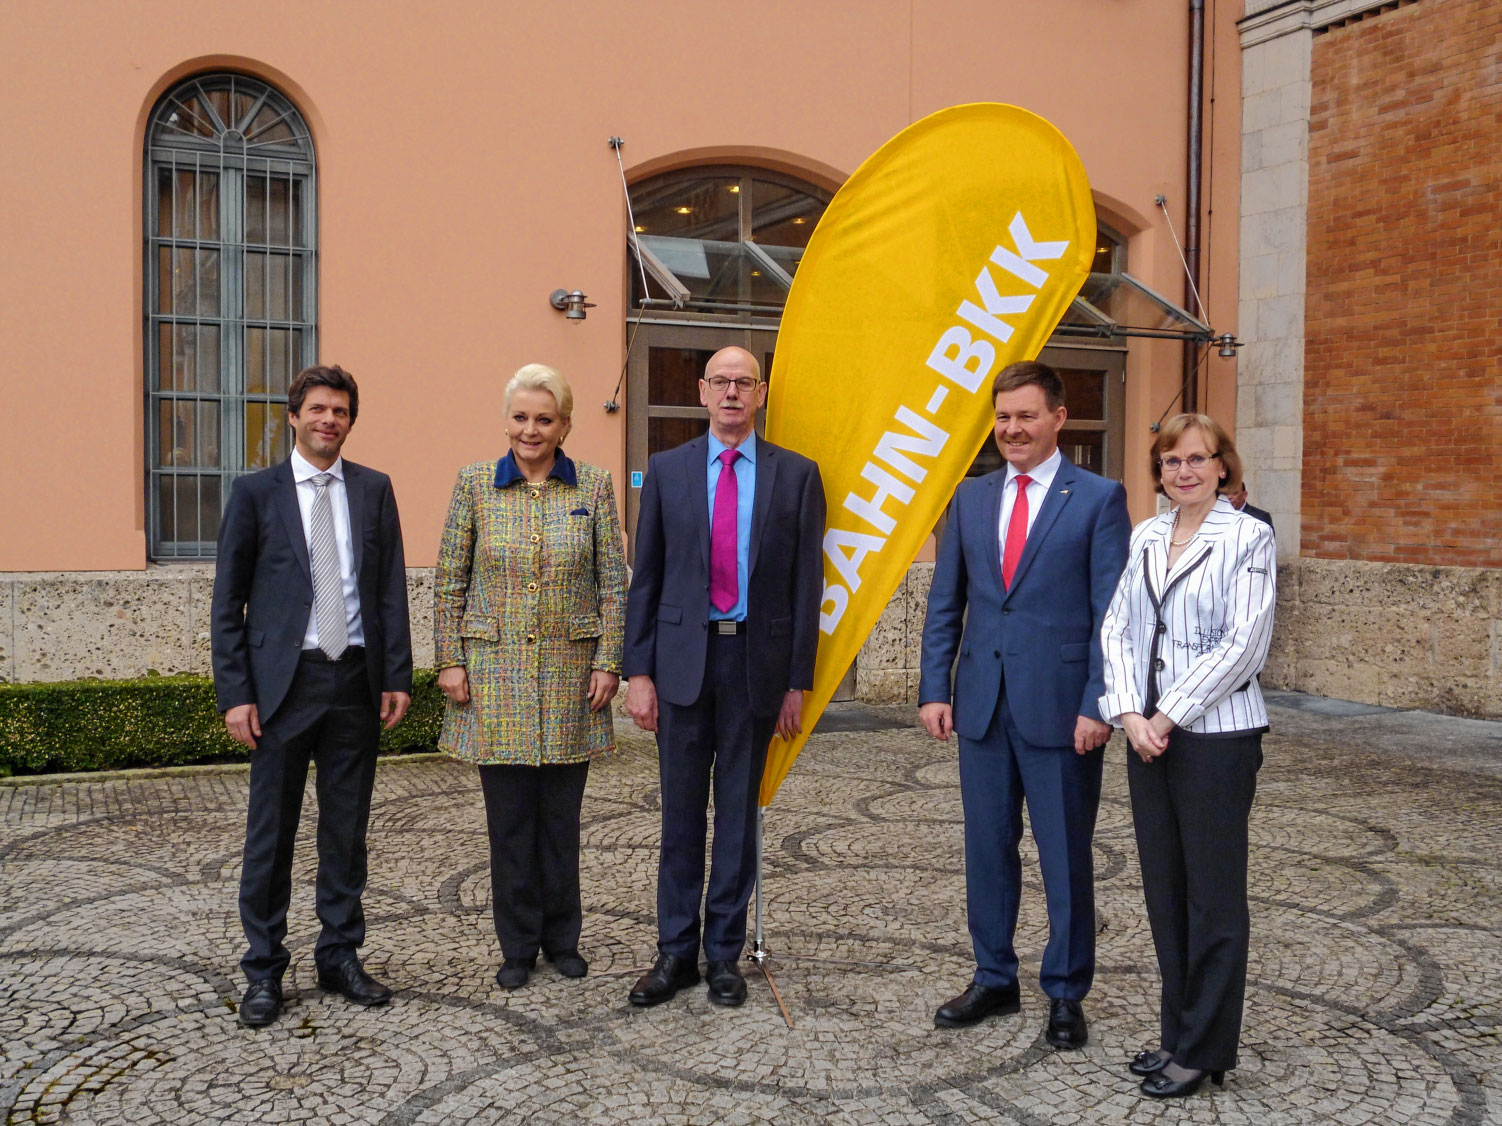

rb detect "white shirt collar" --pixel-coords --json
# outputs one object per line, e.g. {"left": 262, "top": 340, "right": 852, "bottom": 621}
{"left": 1005, "top": 447, "right": 1061, "bottom": 489}
{"left": 290, "top": 447, "right": 345, "bottom": 483}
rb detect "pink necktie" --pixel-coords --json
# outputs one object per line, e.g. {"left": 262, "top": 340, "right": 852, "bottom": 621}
{"left": 1002, "top": 474, "right": 1032, "bottom": 589}
{"left": 710, "top": 448, "right": 741, "bottom": 612}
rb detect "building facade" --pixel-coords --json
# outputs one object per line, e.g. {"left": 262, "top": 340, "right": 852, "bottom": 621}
{"left": 1240, "top": 0, "right": 1501, "bottom": 717}
{"left": 2, "top": 2, "right": 1243, "bottom": 695}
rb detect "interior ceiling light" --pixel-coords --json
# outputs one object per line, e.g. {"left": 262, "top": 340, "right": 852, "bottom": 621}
{"left": 674, "top": 206, "right": 691, "bottom": 214}
{"left": 634, "top": 225, "right": 646, "bottom": 232}
{"left": 728, "top": 185, "right": 740, "bottom": 193}
{"left": 791, "top": 217, "right": 806, "bottom": 225}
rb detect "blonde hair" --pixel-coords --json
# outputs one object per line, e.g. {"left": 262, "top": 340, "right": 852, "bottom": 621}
{"left": 1151, "top": 413, "right": 1244, "bottom": 496}
{"left": 504, "top": 363, "right": 574, "bottom": 418}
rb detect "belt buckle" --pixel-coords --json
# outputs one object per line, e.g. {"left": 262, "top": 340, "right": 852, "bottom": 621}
{"left": 714, "top": 620, "right": 738, "bottom": 635}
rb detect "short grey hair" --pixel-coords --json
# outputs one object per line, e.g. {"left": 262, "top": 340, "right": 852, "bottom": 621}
{"left": 504, "top": 363, "right": 574, "bottom": 417}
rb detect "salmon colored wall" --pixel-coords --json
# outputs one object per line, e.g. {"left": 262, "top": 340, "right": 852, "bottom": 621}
{"left": 0, "top": 0, "right": 1240, "bottom": 570}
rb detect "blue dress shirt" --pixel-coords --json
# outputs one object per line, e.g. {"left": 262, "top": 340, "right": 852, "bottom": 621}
{"left": 706, "top": 431, "right": 755, "bottom": 622}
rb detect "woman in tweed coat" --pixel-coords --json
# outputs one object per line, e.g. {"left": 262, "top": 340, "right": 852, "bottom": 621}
{"left": 434, "top": 364, "right": 626, "bottom": 990}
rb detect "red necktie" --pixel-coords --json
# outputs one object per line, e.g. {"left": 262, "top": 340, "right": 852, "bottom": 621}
{"left": 710, "top": 448, "right": 741, "bottom": 612}
{"left": 1002, "top": 474, "right": 1032, "bottom": 589}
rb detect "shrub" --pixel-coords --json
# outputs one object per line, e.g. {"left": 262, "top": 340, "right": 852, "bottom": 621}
{"left": 0, "top": 670, "right": 442, "bottom": 777}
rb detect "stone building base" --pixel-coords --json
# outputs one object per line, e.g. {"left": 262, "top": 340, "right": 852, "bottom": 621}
{"left": 3, "top": 560, "right": 1498, "bottom": 721}
{"left": 0, "top": 567, "right": 437, "bottom": 683}
{"left": 1264, "top": 557, "right": 1501, "bottom": 720}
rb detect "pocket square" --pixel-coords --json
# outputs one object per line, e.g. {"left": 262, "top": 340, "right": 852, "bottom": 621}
{"left": 570, "top": 506, "right": 590, "bottom": 516}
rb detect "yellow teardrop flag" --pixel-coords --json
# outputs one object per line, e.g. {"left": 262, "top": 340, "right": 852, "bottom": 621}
{"left": 760, "top": 103, "right": 1096, "bottom": 806}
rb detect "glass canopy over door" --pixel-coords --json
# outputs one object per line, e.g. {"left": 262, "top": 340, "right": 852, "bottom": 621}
{"left": 628, "top": 171, "right": 828, "bottom": 317}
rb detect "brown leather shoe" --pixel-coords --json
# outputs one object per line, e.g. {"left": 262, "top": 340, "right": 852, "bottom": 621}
{"left": 934, "top": 981, "right": 1021, "bottom": 1028}
{"left": 628, "top": 953, "right": 700, "bottom": 1006}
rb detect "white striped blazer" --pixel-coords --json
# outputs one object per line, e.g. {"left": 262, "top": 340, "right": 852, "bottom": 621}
{"left": 1099, "top": 497, "right": 1276, "bottom": 734}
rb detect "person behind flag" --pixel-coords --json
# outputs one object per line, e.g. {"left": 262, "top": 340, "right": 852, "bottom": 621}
{"left": 918, "top": 360, "right": 1130, "bottom": 1047}
{"left": 623, "top": 346, "right": 825, "bottom": 1008}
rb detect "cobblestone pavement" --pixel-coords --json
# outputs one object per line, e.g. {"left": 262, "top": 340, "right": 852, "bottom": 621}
{"left": 2, "top": 696, "right": 1499, "bottom": 1124}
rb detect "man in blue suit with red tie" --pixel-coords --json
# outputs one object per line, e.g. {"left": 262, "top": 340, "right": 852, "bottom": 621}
{"left": 919, "top": 360, "right": 1130, "bottom": 1047}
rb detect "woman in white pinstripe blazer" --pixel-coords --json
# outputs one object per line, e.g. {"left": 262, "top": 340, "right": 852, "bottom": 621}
{"left": 1099, "top": 413, "right": 1276, "bottom": 1099}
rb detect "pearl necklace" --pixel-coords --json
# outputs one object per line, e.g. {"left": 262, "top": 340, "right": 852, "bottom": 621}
{"left": 1169, "top": 509, "right": 1197, "bottom": 547}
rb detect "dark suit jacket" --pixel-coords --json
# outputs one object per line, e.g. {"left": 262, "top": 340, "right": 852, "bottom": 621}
{"left": 624, "top": 435, "right": 825, "bottom": 717}
{"left": 1241, "top": 501, "right": 1275, "bottom": 535}
{"left": 211, "top": 458, "right": 413, "bottom": 723}
{"left": 919, "top": 458, "right": 1130, "bottom": 748}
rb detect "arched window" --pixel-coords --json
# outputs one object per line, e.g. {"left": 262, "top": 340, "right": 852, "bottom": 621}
{"left": 145, "top": 73, "right": 316, "bottom": 559}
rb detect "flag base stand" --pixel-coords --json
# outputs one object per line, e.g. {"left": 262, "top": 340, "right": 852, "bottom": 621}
{"left": 746, "top": 806, "right": 916, "bottom": 1030}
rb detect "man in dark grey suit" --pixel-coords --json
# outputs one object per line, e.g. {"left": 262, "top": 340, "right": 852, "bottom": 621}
{"left": 212, "top": 364, "right": 412, "bottom": 1028}
{"left": 624, "top": 346, "right": 825, "bottom": 1008}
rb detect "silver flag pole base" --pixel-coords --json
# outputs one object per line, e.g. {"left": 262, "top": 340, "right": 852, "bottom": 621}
{"left": 746, "top": 806, "right": 794, "bottom": 1027}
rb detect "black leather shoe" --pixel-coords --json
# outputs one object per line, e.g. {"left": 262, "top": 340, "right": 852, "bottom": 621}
{"left": 628, "top": 953, "right": 700, "bottom": 1006}
{"left": 544, "top": 949, "right": 589, "bottom": 979}
{"left": 934, "top": 981, "right": 1021, "bottom": 1028}
{"left": 1045, "top": 998, "right": 1088, "bottom": 1048}
{"left": 239, "top": 978, "right": 282, "bottom": 1027}
{"left": 495, "top": 956, "right": 535, "bottom": 990}
{"left": 1140, "top": 1068, "right": 1224, "bottom": 1098}
{"left": 1129, "top": 1048, "right": 1172, "bottom": 1076}
{"left": 316, "top": 958, "right": 392, "bottom": 1006}
{"left": 706, "top": 959, "right": 747, "bottom": 1006}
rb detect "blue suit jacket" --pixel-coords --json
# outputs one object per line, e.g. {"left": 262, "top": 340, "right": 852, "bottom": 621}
{"left": 623, "top": 435, "right": 825, "bottom": 717}
{"left": 919, "top": 457, "right": 1130, "bottom": 748}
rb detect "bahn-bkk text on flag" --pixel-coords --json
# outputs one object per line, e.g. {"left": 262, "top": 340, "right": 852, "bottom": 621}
{"left": 760, "top": 103, "right": 1097, "bottom": 806}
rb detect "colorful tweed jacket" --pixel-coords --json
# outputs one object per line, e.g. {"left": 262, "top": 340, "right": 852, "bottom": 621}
{"left": 434, "top": 452, "right": 626, "bottom": 765}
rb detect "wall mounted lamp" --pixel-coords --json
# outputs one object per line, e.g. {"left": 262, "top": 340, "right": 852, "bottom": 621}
{"left": 1216, "top": 332, "right": 1243, "bottom": 359}
{"left": 549, "top": 289, "right": 596, "bottom": 321}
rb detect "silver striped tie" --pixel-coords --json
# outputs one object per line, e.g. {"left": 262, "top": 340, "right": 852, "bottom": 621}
{"left": 309, "top": 473, "right": 349, "bottom": 660}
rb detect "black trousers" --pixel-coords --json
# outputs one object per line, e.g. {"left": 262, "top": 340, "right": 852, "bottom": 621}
{"left": 239, "top": 652, "right": 380, "bottom": 982}
{"left": 655, "top": 632, "right": 774, "bottom": 961}
{"left": 1127, "top": 727, "right": 1263, "bottom": 1072}
{"left": 478, "top": 760, "right": 590, "bottom": 962}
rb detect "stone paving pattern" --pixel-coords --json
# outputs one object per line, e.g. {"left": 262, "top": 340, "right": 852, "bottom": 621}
{"left": 2, "top": 695, "right": 1499, "bottom": 1124}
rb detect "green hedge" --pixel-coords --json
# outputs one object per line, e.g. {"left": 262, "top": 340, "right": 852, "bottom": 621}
{"left": 0, "top": 669, "right": 442, "bottom": 777}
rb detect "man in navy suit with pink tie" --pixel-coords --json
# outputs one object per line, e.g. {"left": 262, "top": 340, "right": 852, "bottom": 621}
{"left": 919, "top": 361, "right": 1130, "bottom": 1047}
{"left": 623, "top": 346, "right": 825, "bottom": 1009}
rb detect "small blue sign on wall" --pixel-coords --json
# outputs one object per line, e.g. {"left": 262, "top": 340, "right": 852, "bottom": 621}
{"left": 631, "top": 471, "right": 643, "bottom": 488}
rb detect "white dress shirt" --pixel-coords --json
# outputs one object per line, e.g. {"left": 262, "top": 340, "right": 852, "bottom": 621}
{"left": 290, "top": 447, "right": 365, "bottom": 650}
{"left": 996, "top": 447, "right": 1061, "bottom": 565}
{"left": 1099, "top": 497, "right": 1275, "bottom": 734}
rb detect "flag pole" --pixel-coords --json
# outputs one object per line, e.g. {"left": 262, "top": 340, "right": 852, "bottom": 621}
{"left": 751, "top": 806, "right": 767, "bottom": 964}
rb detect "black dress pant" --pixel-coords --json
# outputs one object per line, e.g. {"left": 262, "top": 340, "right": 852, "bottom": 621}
{"left": 1127, "top": 727, "right": 1263, "bottom": 1072}
{"left": 655, "top": 632, "right": 774, "bottom": 962}
{"left": 478, "top": 760, "right": 590, "bottom": 961}
{"left": 239, "top": 652, "right": 380, "bottom": 982}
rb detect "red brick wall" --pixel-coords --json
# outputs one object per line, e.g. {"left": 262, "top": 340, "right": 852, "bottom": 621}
{"left": 1304, "top": 0, "right": 1502, "bottom": 566}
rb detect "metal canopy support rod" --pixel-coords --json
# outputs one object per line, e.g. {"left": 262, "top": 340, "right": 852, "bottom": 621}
{"left": 1184, "top": 0, "right": 1206, "bottom": 413}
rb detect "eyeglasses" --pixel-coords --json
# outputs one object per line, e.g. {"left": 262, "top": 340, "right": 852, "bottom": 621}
{"left": 1158, "top": 453, "right": 1219, "bottom": 472}
{"left": 704, "top": 376, "right": 760, "bottom": 393}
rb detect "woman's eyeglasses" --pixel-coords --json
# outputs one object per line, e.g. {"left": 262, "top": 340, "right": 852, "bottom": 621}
{"left": 1158, "top": 453, "right": 1219, "bottom": 472}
